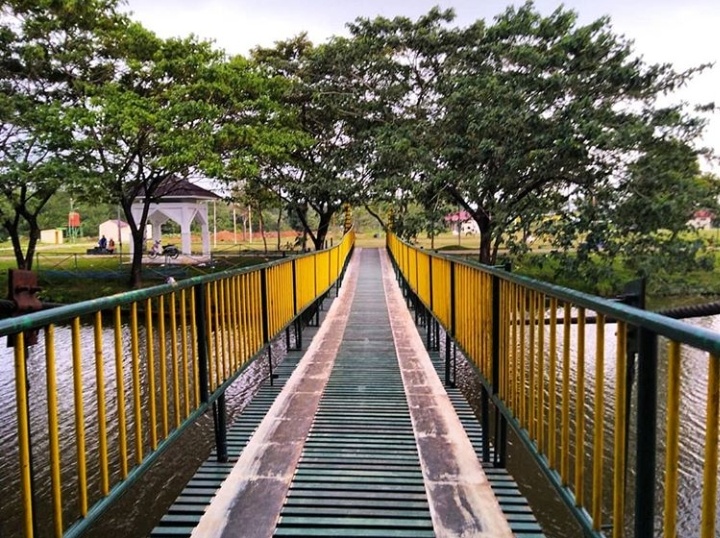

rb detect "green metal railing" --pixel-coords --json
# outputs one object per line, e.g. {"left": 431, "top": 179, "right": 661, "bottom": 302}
{"left": 388, "top": 232, "right": 720, "bottom": 538}
{"left": 2, "top": 230, "right": 354, "bottom": 537}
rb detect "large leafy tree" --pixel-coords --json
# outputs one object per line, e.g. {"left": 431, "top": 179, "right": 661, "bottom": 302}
{"left": 340, "top": 5, "right": 713, "bottom": 273}
{"left": 341, "top": 8, "right": 458, "bottom": 235}
{"left": 0, "top": 0, "right": 126, "bottom": 269}
{"left": 75, "top": 25, "right": 280, "bottom": 287}
{"left": 434, "top": 4, "right": 713, "bottom": 265}
{"left": 251, "top": 35, "right": 376, "bottom": 250}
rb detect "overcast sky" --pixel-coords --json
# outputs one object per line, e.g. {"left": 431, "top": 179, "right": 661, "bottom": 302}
{"left": 123, "top": 0, "right": 719, "bottom": 163}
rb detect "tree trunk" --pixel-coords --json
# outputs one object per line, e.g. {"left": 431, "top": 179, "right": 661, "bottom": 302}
{"left": 276, "top": 205, "right": 283, "bottom": 251}
{"left": 129, "top": 229, "right": 145, "bottom": 288}
{"left": 478, "top": 215, "right": 493, "bottom": 264}
{"left": 492, "top": 234, "right": 502, "bottom": 265}
{"left": 7, "top": 220, "right": 28, "bottom": 269}
{"left": 258, "top": 208, "right": 268, "bottom": 254}
{"left": 363, "top": 204, "right": 387, "bottom": 231}
{"left": 313, "top": 211, "right": 333, "bottom": 250}
{"left": 24, "top": 220, "right": 41, "bottom": 271}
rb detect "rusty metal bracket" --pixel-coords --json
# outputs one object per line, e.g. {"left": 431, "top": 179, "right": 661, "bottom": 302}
{"left": 7, "top": 269, "right": 42, "bottom": 346}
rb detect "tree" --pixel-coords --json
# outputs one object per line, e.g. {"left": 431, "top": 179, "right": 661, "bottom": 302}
{"left": 543, "top": 137, "right": 720, "bottom": 286}
{"left": 0, "top": 0, "right": 127, "bottom": 269}
{"left": 75, "top": 25, "right": 247, "bottom": 287}
{"left": 338, "top": 9, "right": 461, "bottom": 238}
{"left": 251, "top": 35, "right": 375, "bottom": 250}
{"left": 433, "top": 4, "right": 712, "bottom": 264}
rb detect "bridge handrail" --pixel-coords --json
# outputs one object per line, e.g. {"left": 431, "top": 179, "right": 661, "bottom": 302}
{"left": 387, "top": 232, "right": 720, "bottom": 538}
{"left": 2, "top": 229, "right": 354, "bottom": 538}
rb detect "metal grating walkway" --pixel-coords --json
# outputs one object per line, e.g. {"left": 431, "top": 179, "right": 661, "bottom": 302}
{"left": 426, "top": 352, "right": 545, "bottom": 537}
{"left": 151, "top": 248, "right": 546, "bottom": 537}
{"left": 150, "top": 316, "right": 329, "bottom": 537}
{"left": 275, "top": 251, "right": 434, "bottom": 537}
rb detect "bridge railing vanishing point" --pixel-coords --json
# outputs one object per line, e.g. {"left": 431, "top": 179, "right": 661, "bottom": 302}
{"left": 387, "top": 232, "right": 720, "bottom": 538}
{"left": 1, "top": 229, "right": 354, "bottom": 538}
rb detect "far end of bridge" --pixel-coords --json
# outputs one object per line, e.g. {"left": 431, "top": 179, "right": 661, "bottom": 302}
{"left": 153, "top": 248, "right": 544, "bottom": 537}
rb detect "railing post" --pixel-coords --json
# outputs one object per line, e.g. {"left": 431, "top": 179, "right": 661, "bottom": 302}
{"left": 260, "top": 267, "right": 274, "bottom": 386}
{"left": 490, "top": 275, "right": 507, "bottom": 468}
{"left": 634, "top": 327, "right": 658, "bottom": 538}
{"left": 194, "top": 283, "right": 209, "bottom": 404}
{"left": 314, "top": 254, "right": 320, "bottom": 326}
{"left": 494, "top": 264, "right": 510, "bottom": 467}
{"left": 427, "top": 256, "right": 433, "bottom": 350}
{"left": 445, "top": 262, "right": 456, "bottom": 387}
{"left": 292, "top": 259, "right": 301, "bottom": 350}
{"left": 335, "top": 246, "right": 341, "bottom": 297}
{"left": 213, "top": 394, "right": 228, "bottom": 462}
{"left": 195, "top": 282, "right": 226, "bottom": 462}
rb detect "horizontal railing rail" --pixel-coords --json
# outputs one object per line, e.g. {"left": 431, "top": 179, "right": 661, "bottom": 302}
{"left": 387, "top": 232, "right": 720, "bottom": 538}
{"left": 2, "top": 229, "right": 354, "bottom": 538}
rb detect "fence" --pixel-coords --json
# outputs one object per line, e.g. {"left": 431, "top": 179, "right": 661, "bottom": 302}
{"left": 2, "top": 230, "right": 354, "bottom": 537}
{"left": 387, "top": 232, "right": 720, "bottom": 538}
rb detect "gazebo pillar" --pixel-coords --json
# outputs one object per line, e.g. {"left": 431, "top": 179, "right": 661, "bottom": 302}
{"left": 180, "top": 205, "right": 193, "bottom": 255}
{"left": 201, "top": 220, "right": 211, "bottom": 256}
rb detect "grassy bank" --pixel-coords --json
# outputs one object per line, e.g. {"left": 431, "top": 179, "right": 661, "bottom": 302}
{"left": 1, "top": 230, "right": 718, "bottom": 307}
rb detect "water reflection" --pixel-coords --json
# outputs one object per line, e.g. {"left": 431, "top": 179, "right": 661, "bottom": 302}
{"left": 0, "top": 319, "right": 282, "bottom": 537}
{"left": 455, "top": 312, "right": 720, "bottom": 538}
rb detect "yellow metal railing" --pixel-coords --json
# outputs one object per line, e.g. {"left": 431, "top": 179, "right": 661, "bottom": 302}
{"left": 388, "top": 232, "right": 720, "bottom": 538}
{"left": 1, "top": 229, "right": 354, "bottom": 538}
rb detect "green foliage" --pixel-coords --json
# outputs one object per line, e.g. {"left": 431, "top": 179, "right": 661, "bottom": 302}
{"left": 0, "top": 1, "right": 715, "bottom": 295}
{"left": 0, "top": 0, "right": 128, "bottom": 268}
{"left": 340, "top": 4, "right": 714, "bottom": 285}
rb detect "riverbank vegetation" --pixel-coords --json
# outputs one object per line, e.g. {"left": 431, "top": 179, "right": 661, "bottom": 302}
{"left": 1, "top": 1, "right": 717, "bottom": 300}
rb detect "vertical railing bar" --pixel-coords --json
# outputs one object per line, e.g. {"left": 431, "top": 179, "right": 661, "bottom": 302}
{"left": 94, "top": 311, "right": 109, "bottom": 496}
{"left": 592, "top": 313, "right": 605, "bottom": 530}
{"left": 169, "top": 291, "right": 181, "bottom": 429}
{"left": 613, "top": 321, "right": 628, "bottom": 538}
{"left": 72, "top": 317, "right": 88, "bottom": 515}
{"left": 14, "top": 333, "right": 35, "bottom": 537}
{"left": 663, "top": 340, "right": 681, "bottom": 538}
{"left": 113, "top": 306, "right": 128, "bottom": 478}
{"left": 528, "top": 291, "right": 536, "bottom": 442}
{"left": 130, "top": 302, "right": 143, "bottom": 464}
{"left": 574, "top": 308, "right": 586, "bottom": 508}
{"left": 634, "top": 327, "right": 658, "bottom": 538}
{"left": 157, "top": 296, "right": 169, "bottom": 440}
{"left": 46, "top": 325, "right": 63, "bottom": 537}
{"left": 146, "top": 298, "right": 158, "bottom": 450}
{"left": 194, "top": 283, "right": 210, "bottom": 404}
{"left": 701, "top": 354, "right": 720, "bottom": 538}
{"left": 561, "top": 302, "right": 571, "bottom": 485}
{"left": 548, "top": 297, "right": 558, "bottom": 469}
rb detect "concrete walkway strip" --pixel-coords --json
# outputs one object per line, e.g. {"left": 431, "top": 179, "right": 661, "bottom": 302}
{"left": 191, "top": 249, "right": 362, "bottom": 538}
{"left": 380, "top": 249, "right": 514, "bottom": 538}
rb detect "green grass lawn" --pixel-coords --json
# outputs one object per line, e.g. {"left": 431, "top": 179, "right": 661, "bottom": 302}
{"left": 1, "top": 230, "right": 718, "bottom": 305}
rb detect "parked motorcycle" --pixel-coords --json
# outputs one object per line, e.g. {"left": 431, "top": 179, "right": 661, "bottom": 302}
{"left": 148, "top": 240, "right": 180, "bottom": 259}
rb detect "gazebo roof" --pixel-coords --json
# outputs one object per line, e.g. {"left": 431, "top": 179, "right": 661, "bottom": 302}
{"left": 136, "top": 177, "right": 220, "bottom": 202}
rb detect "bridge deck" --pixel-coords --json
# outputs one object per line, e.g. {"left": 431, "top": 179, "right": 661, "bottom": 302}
{"left": 152, "top": 248, "right": 544, "bottom": 537}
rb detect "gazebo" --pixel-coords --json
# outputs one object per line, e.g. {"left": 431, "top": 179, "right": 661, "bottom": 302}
{"left": 131, "top": 177, "right": 219, "bottom": 257}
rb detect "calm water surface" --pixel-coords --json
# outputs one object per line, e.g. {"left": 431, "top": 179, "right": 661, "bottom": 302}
{"left": 1, "top": 313, "right": 718, "bottom": 537}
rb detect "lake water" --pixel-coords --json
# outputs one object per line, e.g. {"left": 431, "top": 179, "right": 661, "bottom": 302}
{"left": 1, "top": 313, "right": 718, "bottom": 537}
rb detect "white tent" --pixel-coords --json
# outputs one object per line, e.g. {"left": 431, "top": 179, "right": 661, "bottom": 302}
{"left": 98, "top": 219, "right": 131, "bottom": 245}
